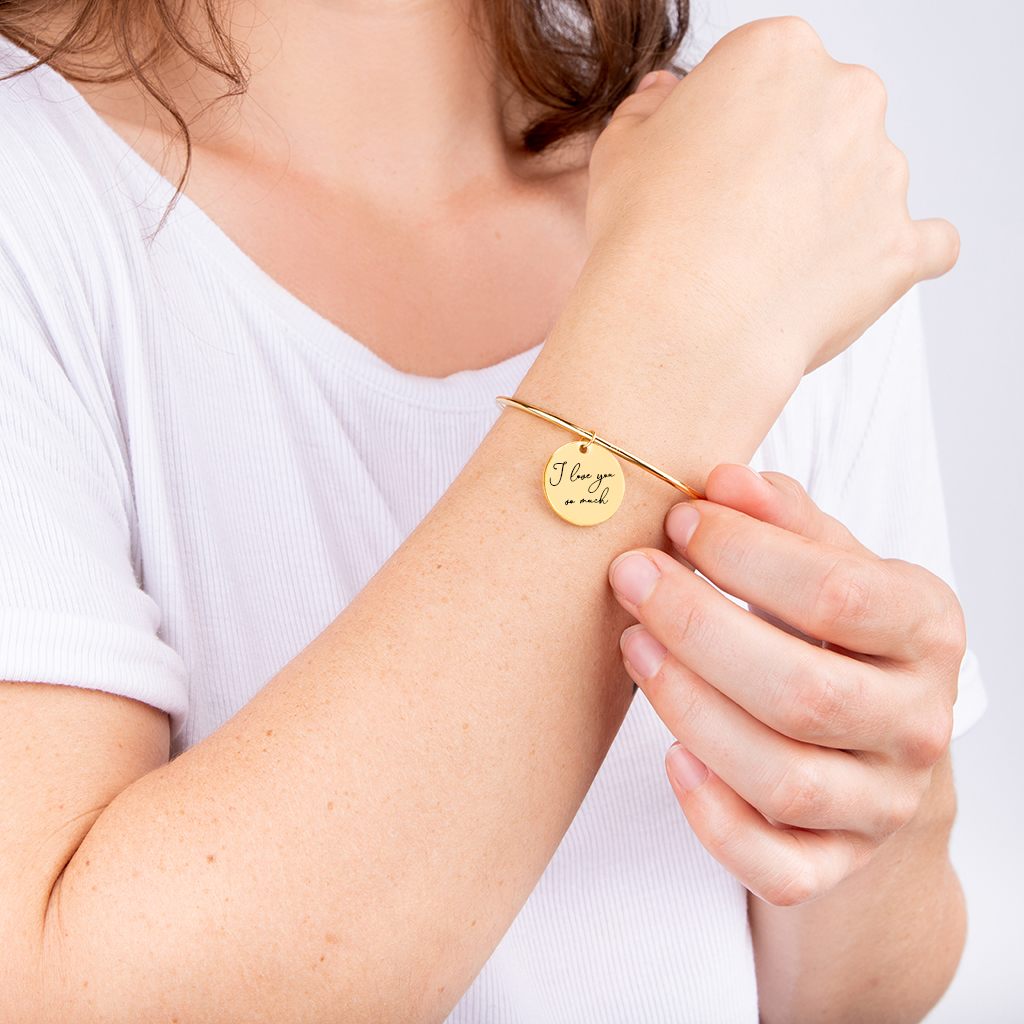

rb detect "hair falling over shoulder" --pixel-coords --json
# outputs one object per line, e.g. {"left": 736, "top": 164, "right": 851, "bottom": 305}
{"left": 487, "top": 0, "right": 688, "bottom": 151}
{"left": 0, "top": 0, "right": 687, "bottom": 177}
{"left": 0, "top": 0, "right": 248, "bottom": 187}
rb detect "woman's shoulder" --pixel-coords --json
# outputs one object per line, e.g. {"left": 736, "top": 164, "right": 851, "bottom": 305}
{"left": 1, "top": 40, "right": 101, "bottom": 184}
{"left": 0, "top": 36, "right": 167, "bottom": 256}
{"left": 0, "top": 39, "right": 173, "bottom": 362}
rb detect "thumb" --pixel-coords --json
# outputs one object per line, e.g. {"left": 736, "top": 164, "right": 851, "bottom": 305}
{"left": 607, "top": 70, "right": 681, "bottom": 127}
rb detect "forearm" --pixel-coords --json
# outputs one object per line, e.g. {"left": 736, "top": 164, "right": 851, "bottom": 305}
{"left": 750, "top": 753, "right": 965, "bottom": 1024}
{"left": 32, "top": 258, "right": 792, "bottom": 1024}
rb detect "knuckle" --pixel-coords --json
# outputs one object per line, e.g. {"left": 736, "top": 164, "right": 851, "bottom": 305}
{"left": 883, "top": 785, "right": 926, "bottom": 836}
{"left": 845, "top": 62, "right": 888, "bottom": 110}
{"left": 761, "top": 470, "right": 803, "bottom": 498}
{"left": 763, "top": 471, "right": 814, "bottom": 526}
{"left": 762, "top": 755, "right": 826, "bottom": 827}
{"left": 949, "top": 598, "right": 968, "bottom": 659}
{"left": 933, "top": 584, "right": 968, "bottom": 665}
{"left": 946, "top": 222, "right": 962, "bottom": 268}
{"left": 759, "top": 834, "right": 870, "bottom": 907}
{"left": 870, "top": 772, "right": 932, "bottom": 838}
{"left": 885, "top": 221, "right": 925, "bottom": 284}
{"left": 895, "top": 562, "right": 967, "bottom": 665}
{"left": 736, "top": 17, "right": 821, "bottom": 61}
{"left": 699, "top": 801, "right": 748, "bottom": 863}
{"left": 781, "top": 658, "right": 847, "bottom": 740}
{"left": 884, "top": 144, "right": 911, "bottom": 196}
{"left": 904, "top": 708, "right": 954, "bottom": 769}
{"left": 809, "top": 553, "right": 871, "bottom": 637}
{"left": 768, "top": 16, "right": 821, "bottom": 49}
{"left": 761, "top": 859, "right": 822, "bottom": 908}
{"left": 880, "top": 144, "right": 913, "bottom": 216}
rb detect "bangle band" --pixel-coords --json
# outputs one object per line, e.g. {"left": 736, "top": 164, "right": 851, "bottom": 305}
{"left": 496, "top": 396, "right": 704, "bottom": 526}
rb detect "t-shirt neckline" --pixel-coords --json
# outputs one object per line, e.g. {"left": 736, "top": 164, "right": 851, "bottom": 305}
{"left": 0, "top": 34, "right": 542, "bottom": 405}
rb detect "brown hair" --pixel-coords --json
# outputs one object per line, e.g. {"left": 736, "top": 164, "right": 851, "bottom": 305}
{"left": 488, "top": 0, "right": 688, "bottom": 152}
{"left": 0, "top": 0, "right": 687, "bottom": 176}
{"left": 0, "top": 0, "right": 247, "bottom": 175}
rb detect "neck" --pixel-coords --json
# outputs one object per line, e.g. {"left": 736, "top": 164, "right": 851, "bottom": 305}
{"left": 240, "top": 0, "right": 513, "bottom": 188}
{"left": 73, "top": 0, "right": 573, "bottom": 200}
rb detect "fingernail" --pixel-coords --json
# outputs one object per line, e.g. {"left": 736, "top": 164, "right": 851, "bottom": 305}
{"left": 744, "top": 465, "right": 765, "bottom": 483}
{"left": 621, "top": 625, "right": 666, "bottom": 681}
{"left": 636, "top": 71, "right": 660, "bottom": 93}
{"left": 610, "top": 553, "right": 660, "bottom": 606}
{"left": 665, "top": 504, "right": 699, "bottom": 549}
{"left": 666, "top": 744, "right": 709, "bottom": 792}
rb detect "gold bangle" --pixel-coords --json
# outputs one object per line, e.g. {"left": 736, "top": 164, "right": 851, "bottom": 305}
{"left": 496, "top": 396, "right": 704, "bottom": 526}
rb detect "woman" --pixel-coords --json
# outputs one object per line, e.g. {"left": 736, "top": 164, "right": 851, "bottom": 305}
{"left": 0, "top": 0, "right": 977, "bottom": 1018}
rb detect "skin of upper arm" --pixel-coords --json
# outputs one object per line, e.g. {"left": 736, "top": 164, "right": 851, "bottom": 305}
{"left": 0, "top": 680, "right": 169, "bottom": 1024}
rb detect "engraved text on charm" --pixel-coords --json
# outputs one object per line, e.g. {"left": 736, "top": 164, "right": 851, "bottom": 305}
{"left": 543, "top": 441, "right": 625, "bottom": 526}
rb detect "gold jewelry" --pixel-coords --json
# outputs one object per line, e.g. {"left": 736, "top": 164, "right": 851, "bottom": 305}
{"left": 496, "top": 396, "right": 703, "bottom": 526}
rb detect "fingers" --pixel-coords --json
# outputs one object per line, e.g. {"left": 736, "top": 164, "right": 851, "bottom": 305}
{"left": 605, "top": 70, "right": 680, "bottom": 128}
{"left": 610, "top": 551, "right": 947, "bottom": 755}
{"left": 610, "top": 465, "right": 962, "bottom": 906}
{"left": 635, "top": 70, "right": 674, "bottom": 94}
{"left": 661, "top": 486, "right": 963, "bottom": 667}
{"left": 619, "top": 625, "right": 923, "bottom": 835}
{"left": 663, "top": 744, "right": 869, "bottom": 906}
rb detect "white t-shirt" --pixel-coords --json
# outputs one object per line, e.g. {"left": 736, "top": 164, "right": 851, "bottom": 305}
{"left": 0, "top": 37, "right": 984, "bottom": 1023}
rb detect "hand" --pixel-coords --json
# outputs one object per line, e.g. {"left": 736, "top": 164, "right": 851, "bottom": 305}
{"left": 607, "top": 464, "right": 966, "bottom": 905}
{"left": 587, "top": 18, "right": 959, "bottom": 379}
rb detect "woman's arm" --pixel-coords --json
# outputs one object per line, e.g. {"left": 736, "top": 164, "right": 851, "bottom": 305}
{"left": 0, "top": 20, "right": 958, "bottom": 1023}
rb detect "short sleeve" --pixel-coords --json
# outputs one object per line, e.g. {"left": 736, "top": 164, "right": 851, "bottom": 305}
{"left": 0, "top": 95, "right": 188, "bottom": 724}
{"left": 753, "top": 290, "right": 985, "bottom": 738}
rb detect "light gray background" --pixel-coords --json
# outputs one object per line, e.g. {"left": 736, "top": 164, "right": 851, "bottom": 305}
{"left": 685, "top": 2, "right": 1023, "bottom": 1019}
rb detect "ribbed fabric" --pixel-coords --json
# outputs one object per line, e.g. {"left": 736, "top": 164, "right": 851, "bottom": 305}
{"left": 0, "top": 36, "right": 984, "bottom": 1022}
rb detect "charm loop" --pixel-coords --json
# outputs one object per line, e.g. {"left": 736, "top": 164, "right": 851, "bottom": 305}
{"left": 495, "top": 396, "right": 705, "bottom": 513}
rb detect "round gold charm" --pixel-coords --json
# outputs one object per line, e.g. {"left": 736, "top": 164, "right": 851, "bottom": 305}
{"left": 543, "top": 441, "right": 625, "bottom": 526}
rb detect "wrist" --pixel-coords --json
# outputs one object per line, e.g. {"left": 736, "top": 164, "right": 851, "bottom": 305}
{"left": 520, "top": 239, "right": 804, "bottom": 490}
